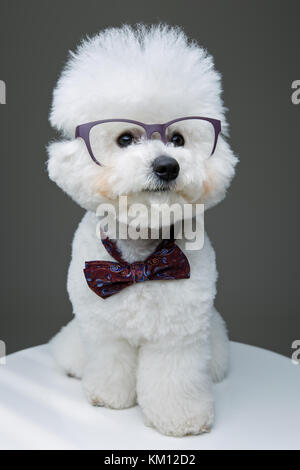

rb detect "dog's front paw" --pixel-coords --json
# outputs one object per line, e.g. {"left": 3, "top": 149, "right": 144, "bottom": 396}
{"left": 82, "top": 344, "right": 137, "bottom": 409}
{"left": 83, "top": 369, "right": 136, "bottom": 409}
{"left": 141, "top": 398, "right": 214, "bottom": 437}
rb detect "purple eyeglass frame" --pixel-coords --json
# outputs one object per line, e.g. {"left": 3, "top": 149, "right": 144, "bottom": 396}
{"left": 75, "top": 116, "right": 221, "bottom": 166}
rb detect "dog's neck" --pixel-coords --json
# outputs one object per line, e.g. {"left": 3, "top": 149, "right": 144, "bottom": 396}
{"left": 101, "top": 221, "right": 175, "bottom": 264}
{"left": 116, "top": 237, "right": 161, "bottom": 263}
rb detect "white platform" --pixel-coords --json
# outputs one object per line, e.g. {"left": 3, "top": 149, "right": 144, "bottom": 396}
{"left": 0, "top": 342, "right": 299, "bottom": 450}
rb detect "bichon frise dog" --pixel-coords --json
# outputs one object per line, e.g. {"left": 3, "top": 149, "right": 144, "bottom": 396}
{"left": 47, "top": 24, "right": 237, "bottom": 437}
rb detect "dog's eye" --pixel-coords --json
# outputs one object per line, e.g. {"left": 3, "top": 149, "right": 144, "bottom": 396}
{"left": 117, "top": 133, "right": 134, "bottom": 148}
{"left": 170, "top": 133, "right": 185, "bottom": 147}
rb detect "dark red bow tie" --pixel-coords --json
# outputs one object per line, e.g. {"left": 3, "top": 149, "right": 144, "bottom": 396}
{"left": 84, "top": 234, "right": 190, "bottom": 299}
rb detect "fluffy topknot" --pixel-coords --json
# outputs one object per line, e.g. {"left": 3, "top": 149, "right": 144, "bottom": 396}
{"left": 50, "top": 24, "right": 226, "bottom": 138}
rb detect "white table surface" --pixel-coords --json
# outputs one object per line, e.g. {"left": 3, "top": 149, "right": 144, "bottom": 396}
{"left": 0, "top": 342, "right": 299, "bottom": 450}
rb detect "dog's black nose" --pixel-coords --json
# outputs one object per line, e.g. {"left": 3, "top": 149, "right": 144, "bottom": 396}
{"left": 152, "top": 155, "right": 180, "bottom": 182}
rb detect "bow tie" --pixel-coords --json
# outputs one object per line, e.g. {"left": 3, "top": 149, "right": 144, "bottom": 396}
{"left": 84, "top": 234, "right": 190, "bottom": 299}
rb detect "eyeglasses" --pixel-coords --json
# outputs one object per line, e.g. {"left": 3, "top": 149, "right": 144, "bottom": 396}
{"left": 75, "top": 117, "right": 221, "bottom": 166}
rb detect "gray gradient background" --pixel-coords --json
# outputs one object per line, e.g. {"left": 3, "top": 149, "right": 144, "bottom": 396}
{"left": 0, "top": 0, "right": 299, "bottom": 356}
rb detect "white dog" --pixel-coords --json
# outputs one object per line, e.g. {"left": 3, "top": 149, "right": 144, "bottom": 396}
{"left": 47, "top": 24, "right": 237, "bottom": 437}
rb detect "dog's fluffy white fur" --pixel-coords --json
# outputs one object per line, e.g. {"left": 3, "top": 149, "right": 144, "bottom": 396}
{"left": 47, "top": 24, "right": 237, "bottom": 437}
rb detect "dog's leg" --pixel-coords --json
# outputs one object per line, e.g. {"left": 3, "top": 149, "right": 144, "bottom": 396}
{"left": 210, "top": 307, "right": 230, "bottom": 383}
{"left": 137, "top": 337, "right": 214, "bottom": 437}
{"left": 82, "top": 338, "right": 137, "bottom": 409}
{"left": 49, "top": 318, "right": 86, "bottom": 379}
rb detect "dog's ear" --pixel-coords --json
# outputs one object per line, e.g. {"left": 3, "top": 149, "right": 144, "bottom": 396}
{"left": 47, "top": 139, "right": 101, "bottom": 211}
{"left": 202, "top": 135, "right": 238, "bottom": 209}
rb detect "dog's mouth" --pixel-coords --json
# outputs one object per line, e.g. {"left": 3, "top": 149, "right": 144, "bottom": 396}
{"left": 143, "top": 181, "right": 176, "bottom": 193}
{"left": 144, "top": 187, "right": 170, "bottom": 192}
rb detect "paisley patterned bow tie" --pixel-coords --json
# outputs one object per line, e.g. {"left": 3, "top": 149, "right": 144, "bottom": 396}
{"left": 84, "top": 234, "right": 190, "bottom": 299}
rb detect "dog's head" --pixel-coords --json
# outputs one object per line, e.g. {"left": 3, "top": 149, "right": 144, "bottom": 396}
{"left": 48, "top": 25, "right": 237, "bottom": 229}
